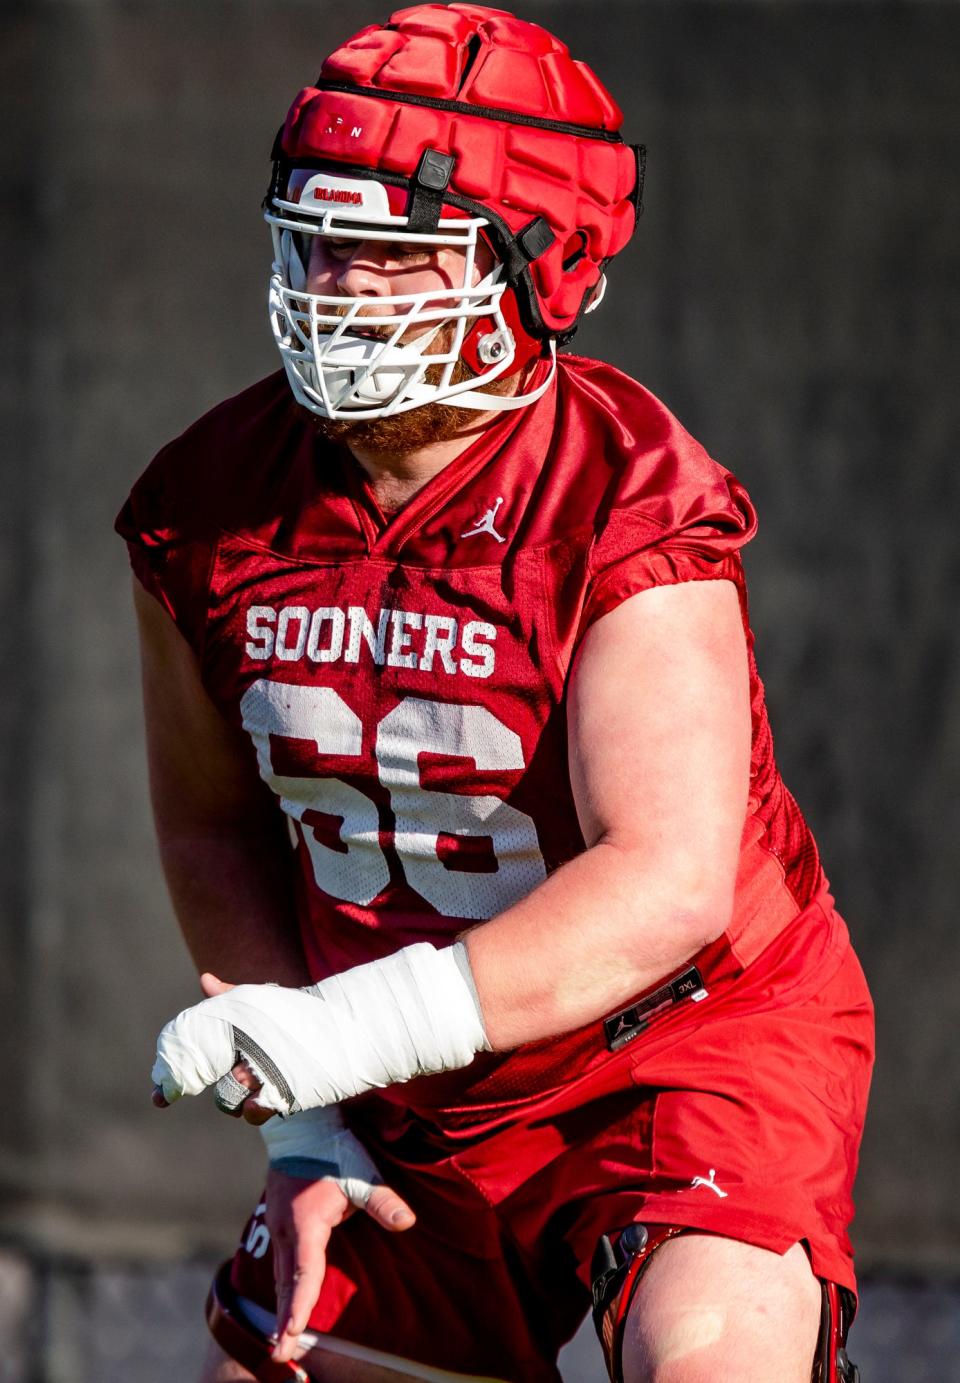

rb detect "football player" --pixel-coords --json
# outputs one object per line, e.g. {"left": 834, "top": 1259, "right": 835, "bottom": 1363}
{"left": 119, "top": 6, "right": 873, "bottom": 1381}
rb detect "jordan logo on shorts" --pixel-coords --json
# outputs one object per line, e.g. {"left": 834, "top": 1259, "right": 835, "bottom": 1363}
{"left": 690, "top": 1168, "right": 727, "bottom": 1198}
{"left": 461, "top": 496, "right": 506, "bottom": 543}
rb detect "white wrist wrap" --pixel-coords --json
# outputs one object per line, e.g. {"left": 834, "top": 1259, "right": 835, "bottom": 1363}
{"left": 259, "top": 1107, "right": 384, "bottom": 1209}
{"left": 152, "top": 942, "right": 490, "bottom": 1115}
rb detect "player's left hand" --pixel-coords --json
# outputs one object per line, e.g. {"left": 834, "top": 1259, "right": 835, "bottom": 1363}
{"left": 264, "top": 1165, "right": 415, "bottom": 1364}
{"left": 155, "top": 977, "right": 416, "bottom": 1364}
{"left": 229, "top": 1005, "right": 417, "bottom": 1367}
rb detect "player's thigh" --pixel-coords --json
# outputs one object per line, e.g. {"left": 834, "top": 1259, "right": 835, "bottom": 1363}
{"left": 621, "top": 1236, "right": 821, "bottom": 1383}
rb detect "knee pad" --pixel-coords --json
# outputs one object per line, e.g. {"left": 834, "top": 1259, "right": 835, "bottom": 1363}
{"left": 590, "top": 1221, "right": 691, "bottom": 1380}
{"left": 206, "top": 1260, "right": 311, "bottom": 1382}
{"left": 590, "top": 1225, "right": 861, "bottom": 1383}
{"left": 814, "top": 1280, "right": 860, "bottom": 1383}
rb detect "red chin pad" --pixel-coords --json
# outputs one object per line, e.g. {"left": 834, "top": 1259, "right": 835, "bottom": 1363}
{"left": 460, "top": 285, "right": 545, "bottom": 379}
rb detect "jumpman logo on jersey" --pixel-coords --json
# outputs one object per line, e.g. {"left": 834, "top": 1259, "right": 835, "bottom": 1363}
{"left": 690, "top": 1168, "right": 727, "bottom": 1199}
{"left": 461, "top": 496, "right": 506, "bottom": 543}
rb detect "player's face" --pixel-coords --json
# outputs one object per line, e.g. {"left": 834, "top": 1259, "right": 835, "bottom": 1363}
{"left": 298, "top": 232, "right": 513, "bottom": 452}
{"left": 305, "top": 234, "right": 494, "bottom": 341}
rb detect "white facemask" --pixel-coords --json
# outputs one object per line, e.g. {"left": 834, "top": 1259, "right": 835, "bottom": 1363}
{"left": 265, "top": 171, "right": 555, "bottom": 420}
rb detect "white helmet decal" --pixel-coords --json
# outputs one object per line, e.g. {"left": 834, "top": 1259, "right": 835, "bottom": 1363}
{"left": 284, "top": 171, "right": 391, "bottom": 220}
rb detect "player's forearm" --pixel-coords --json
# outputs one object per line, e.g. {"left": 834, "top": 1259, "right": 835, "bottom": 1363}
{"left": 157, "top": 825, "right": 309, "bottom": 986}
{"left": 464, "top": 836, "right": 731, "bottom": 1050}
{"left": 153, "top": 837, "right": 732, "bottom": 1115}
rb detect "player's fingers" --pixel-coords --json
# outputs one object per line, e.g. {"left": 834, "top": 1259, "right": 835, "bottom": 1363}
{"left": 286, "top": 1260, "right": 327, "bottom": 1342}
{"left": 272, "top": 1326, "right": 302, "bottom": 1365}
{"left": 214, "top": 1072, "right": 253, "bottom": 1116}
{"left": 214, "top": 1060, "right": 262, "bottom": 1117}
{"left": 151, "top": 1085, "right": 169, "bottom": 1108}
{"left": 152, "top": 1002, "right": 237, "bottom": 1103}
{"left": 272, "top": 1250, "right": 294, "bottom": 1322}
{"left": 271, "top": 1249, "right": 296, "bottom": 1356}
{"left": 364, "top": 1184, "right": 416, "bottom": 1231}
{"left": 241, "top": 1099, "right": 277, "bottom": 1126}
{"left": 200, "top": 972, "right": 235, "bottom": 998}
{"left": 274, "top": 1256, "right": 327, "bottom": 1362}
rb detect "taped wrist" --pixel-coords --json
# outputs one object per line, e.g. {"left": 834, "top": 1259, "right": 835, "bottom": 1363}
{"left": 260, "top": 1105, "right": 344, "bottom": 1178}
{"left": 300, "top": 940, "right": 491, "bottom": 1080}
{"left": 153, "top": 942, "right": 492, "bottom": 1115}
{"left": 260, "top": 1107, "right": 383, "bottom": 1209}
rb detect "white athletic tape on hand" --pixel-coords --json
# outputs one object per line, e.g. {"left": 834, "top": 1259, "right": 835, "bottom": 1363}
{"left": 152, "top": 943, "right": 490, "bottom": 1114}
{"left": 260, "top": 1106, "right": 383, "bottom": 1209}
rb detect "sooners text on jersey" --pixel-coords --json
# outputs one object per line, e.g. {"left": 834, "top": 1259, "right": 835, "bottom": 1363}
{"left": 118, "top": 355, "right": 825, "bottom": 1126}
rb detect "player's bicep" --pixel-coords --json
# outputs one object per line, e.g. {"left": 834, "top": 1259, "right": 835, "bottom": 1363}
{"left": 133, "top": 578, "right": 270, "bottom": 829}
{"left": 568, "top": 578, "right": 750, "bottom": 916}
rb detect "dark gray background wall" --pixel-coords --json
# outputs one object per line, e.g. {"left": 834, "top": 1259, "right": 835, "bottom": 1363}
{"left": 1, "top": 0, "right": 957, "bottom": 1327}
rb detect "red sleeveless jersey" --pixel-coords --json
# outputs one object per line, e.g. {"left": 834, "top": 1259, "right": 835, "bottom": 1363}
{"left": 118, "top": 355, "right": 829, "bottom": 1124}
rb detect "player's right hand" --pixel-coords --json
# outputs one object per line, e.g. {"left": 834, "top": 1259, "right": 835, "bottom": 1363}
{"left": 266, "top": 1165, "right": 415, "bottom": 1365}
{"left": 150, "top": 943, "right": 488, "bottom": 1119}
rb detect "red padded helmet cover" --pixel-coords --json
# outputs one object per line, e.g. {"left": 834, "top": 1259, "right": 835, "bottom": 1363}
{"left": 278, "top": 4, "right": 641, "bottom": 338}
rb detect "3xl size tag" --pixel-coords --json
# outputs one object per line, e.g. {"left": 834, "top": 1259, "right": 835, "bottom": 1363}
{"left": 603, "top": 967, "right": 708, "bottom": 1052}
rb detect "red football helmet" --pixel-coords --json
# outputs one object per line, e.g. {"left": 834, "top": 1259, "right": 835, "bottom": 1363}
{"left": 264, "top": 4, "right": 644, "bottom": 418}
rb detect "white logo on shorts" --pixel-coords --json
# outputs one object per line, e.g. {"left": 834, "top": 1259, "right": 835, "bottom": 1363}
{"left": 690, "top": 1168, "right": 728, "bottom": 1199}
{"left": 461, "top": 496, "right": 506, "bottom": 543}
{"left": 244, "top": 1201, "right": 271, "bottom": 1258}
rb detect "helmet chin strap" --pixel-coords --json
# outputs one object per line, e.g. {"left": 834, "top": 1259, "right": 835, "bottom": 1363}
{"left": 406, "top": 341, "right": 557, "bottom": 413}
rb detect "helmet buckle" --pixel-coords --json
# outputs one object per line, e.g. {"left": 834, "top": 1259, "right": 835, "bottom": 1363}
{"left": 477, "top": 328, "right": 514, "bottom": 366}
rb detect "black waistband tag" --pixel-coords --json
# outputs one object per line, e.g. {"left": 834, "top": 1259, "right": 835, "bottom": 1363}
{"left": 603, "top": 966, "right": 708, "bottom": 1052}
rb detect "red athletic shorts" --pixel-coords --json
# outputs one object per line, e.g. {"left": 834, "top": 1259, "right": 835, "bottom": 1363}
{"left": 230, "top": 896, "right": 874, "bottom": 1381}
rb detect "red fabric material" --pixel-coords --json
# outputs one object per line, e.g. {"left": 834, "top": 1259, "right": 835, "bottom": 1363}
{"left": 229, "top": 898, "right": 873, "bottom": 1379}
{"left": 281, "top": 84, "right": 637, "bottom": 333}
{"left": 279, "top": 4, "right": 639, "bottom": 335}
{"left": 117, "top": 354, "right": 846, "bottom": 1125}
{"left": 323, "top": 5, "right": 622, "bottom": 124}
{"left": 120, "top": 352, "right": 874, "bottom": 1371}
